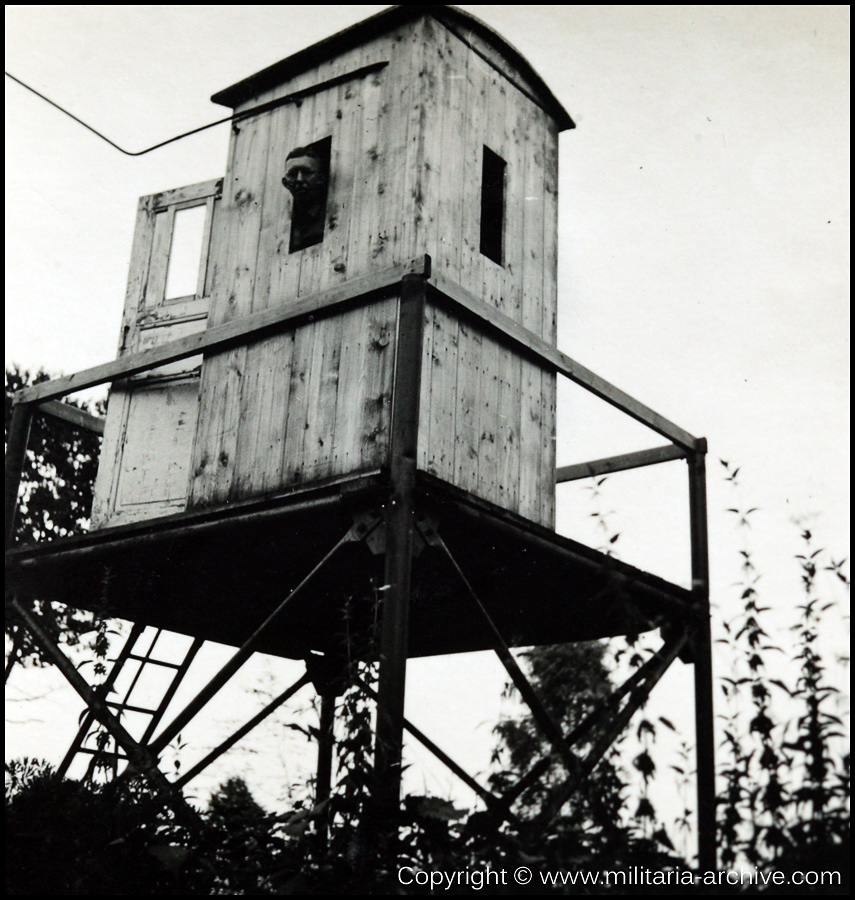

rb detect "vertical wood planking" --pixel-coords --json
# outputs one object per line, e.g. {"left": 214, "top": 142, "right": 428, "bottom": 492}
{"left": 357, "top": 39, "right": 397, "bottom": 470}
{"left": 332, "top": 55, "right": 378, "bottom": 477}
{"left": 310, "top": 66, "right": 365, "bottom": 479}
{"left": 495, "top": 80, "right": 524, "bottom": 513}
{"left": 452, "top": 50, "right": 487, "bottom": 497}
{"left": 353, "top": 33, "right": 407, "bottom": 471}
{"left": 231, "top": 98, "right": 296, "bottom": 498}
{"left": 299, "top": 80, "right": 343, "bottom": 480}
{"left": 518, "top": 97, "right": 546, "bottom": 523}
{"left": 92, "top": 196, "right": 156, "bottom": 526}
{"left": 255, "top": 93, "right": 307, "bottom": 492}
{"left": 539, "top": 114, "right": 560, "bottom": 526}
{"left": 476, "top": 72, "right": 506, "bottom": 507}
{"left": 416, "top": 22, "right": 443, "bottom": 477}
{"left": 398, "top": 21, "right": 424, "bottom": 265}
{"left": 335, "top": 60, "right": 394, "bottom": 475}
{"left": 358, "top": 296, "right": 396, "bottom": 470}
{"left": 383, "top": 25, "right": 418, "bottom": 268}
{"left": 189, "top": 111, "right": 271, "bottom": 507}
{"left": 280, "top": 91, "right": 319, "bottom": 486}
{"left": 350, "top": 56, "right": 388, "bottom": 276}
{"left": 422, "top": 24, "right": 464, "bottom": 483}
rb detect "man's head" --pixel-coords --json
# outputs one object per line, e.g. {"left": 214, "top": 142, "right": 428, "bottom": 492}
{"left": 282, "top": 146, "right": 327, "bottom": 199}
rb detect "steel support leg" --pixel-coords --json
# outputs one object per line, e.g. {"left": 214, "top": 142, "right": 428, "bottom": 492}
{"left": 5, "top": 401, "right": 33, "bottom": 548}
{"left": 689, "top": 446, "right": 716, "bottom": 871}
{"left": 373, "top": 270, "right": 427, "bottom": 851}
{"left": 315, "top": 692, "right": 336, "bottom": 846}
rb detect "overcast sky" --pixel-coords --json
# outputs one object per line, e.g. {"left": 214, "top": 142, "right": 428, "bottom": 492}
{"left": 5, "top": 6, "right": 850, "bottom": 828}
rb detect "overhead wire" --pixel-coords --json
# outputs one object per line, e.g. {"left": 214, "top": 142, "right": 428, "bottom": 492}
{"left": 5, "top": 71, "right": 233, "bottom": 157}
{"left": 6, "top": 62, "right": 388, "bottom": 158}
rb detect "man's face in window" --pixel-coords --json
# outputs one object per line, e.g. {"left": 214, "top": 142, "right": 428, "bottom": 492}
{"left": 282, "top": 155, "right": 326, "bottom": 200}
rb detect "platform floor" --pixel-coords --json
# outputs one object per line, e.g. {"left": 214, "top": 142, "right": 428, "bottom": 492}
{"left": 6, "top": 471, "right": 693, "bottom": 660}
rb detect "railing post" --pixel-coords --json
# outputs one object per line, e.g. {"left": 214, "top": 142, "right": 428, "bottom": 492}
{"left": 688, "top": 443, "right": 716, "bottom": 872}
{"left": 5, "top": 401, "right": 34, "bottom": 549}
{"left": 373, "top": 266, "right": 427, "bottom": 855}
{"left": 315, "top": 692, "right": 336, "bottom": 847}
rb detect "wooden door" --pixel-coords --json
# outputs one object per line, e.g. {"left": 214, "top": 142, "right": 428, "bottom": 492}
{"left": 91, "top": 179, "right": 222, "bottom": 528}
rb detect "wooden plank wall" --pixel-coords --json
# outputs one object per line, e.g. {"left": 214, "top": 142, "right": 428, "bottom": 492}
{"left": 189, "top": 24, "right": 422, "bottom": 508}
{"left": 187, "top": 14, "right": 558, "bottom": 526}
{"left": 416, "top": 18, "right": 558, "bottom": 527}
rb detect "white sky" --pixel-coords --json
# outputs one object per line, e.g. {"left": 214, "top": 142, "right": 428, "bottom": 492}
{"left": 5, "top": 5, "right": 850, "bottom": 842}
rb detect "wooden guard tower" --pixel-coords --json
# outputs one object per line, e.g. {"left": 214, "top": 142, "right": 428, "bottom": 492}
{"left": 6, "top": 5, "right": 716, "bottom": 869}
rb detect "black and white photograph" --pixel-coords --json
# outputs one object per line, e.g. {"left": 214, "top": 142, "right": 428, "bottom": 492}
{"left": 6, "top": 6, "right": 849, "bottom": 894}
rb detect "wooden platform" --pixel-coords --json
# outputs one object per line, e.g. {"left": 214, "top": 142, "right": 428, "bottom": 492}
{"left": 5, "top": 472, "right": 693, "bottom": 660}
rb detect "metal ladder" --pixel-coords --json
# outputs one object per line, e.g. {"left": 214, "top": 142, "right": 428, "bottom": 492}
{"left": 57, "top": 624, "right": 204, "bottom": 781}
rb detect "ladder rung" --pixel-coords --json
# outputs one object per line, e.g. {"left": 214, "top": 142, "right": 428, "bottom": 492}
{"left": 106, "top": 700, "right": 158, "bottom": 716}
{"left": 127, "top": 654, "right": 184, "bottom": 670}
{"left": 78, "top": 747, "right": 128, "bottom": 760}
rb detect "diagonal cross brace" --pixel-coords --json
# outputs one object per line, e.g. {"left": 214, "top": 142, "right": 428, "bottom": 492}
{"left": 9, "top": 597, "right": 201, "bottom": 829}
{"left": 419, "top": 521, "right": 583, "bottom": 778}
{"left": 498, "top": 631, "right": 686, "bottom": 811}
{"left": 174, "top": 672, "right": 312, "bottom": 789}
{"left": 356, "top": 677, "right": 500, "bottom": 809}
{"left": 536, "top": 631, "right": 689, "bottom": 828}
{"left": 150, "top": 517, "right": 378, "bottom": 755}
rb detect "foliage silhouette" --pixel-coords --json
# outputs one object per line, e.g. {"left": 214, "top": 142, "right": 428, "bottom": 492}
{"left": 5, "top": 367, "right": 112, "bottom": 679}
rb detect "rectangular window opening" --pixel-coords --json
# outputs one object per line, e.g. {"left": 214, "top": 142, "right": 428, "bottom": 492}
{"left": 480, "top": 146, "right": 506, "bottom": 266}
{"left": 288, "top": 135, "right": 332, "bottom": 253}
{"left": 164, "top": 204, "right": 207, "bottom": 300}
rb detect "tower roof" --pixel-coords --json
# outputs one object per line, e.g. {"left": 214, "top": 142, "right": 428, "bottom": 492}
{"left": 211, "top": 5, "right": 575, "bottom": 131}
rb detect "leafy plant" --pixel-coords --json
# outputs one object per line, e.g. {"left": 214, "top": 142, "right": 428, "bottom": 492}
{"left": 5, "top": 366, "right": 108, "bottom": 676}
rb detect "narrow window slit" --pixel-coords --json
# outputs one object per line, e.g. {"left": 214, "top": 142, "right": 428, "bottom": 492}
{"left": 480, "top": 146, "right": 506, "bottom": 266}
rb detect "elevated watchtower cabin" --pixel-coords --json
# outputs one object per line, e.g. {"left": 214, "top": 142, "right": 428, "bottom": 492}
{"left": 93, "top": 6, "right": 567, "bottom": 532}
{"left": 10, "top": 6, "right": 699, "bottom": 667}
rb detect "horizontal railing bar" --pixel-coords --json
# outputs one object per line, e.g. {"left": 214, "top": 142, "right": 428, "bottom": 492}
{"left": 105, "top": 701, "right": 157, "bottom": 715}
{"left": 13, "top": 262, "right": 699, "bottom": 454}
{"left": 427, "top": 272, "right": 702, "bottom": 453}
{"left": 77, "top": 747, "right": 128, "bottom": 760}
{"left": 555, "top": 444, "right": 687, "bottom": 483}
{"left": 37, "top": 400, "right": 105, "bottom": 435}
{"left": 126, "top": 654, "right": 183, "bottom": 669}
{"left": 14, "top": 257, "right": 429, "bottom": 405}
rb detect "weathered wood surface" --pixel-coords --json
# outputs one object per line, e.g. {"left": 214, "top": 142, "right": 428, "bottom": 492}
{"left": 189, "top": 26, "right": 420, "bottom": 508}
{"left": 91, "top": 180, "right": 222, "bottom": 528}
{"left": 38, "top": 401, "right": 105, "bottom": 436}
{"left": 409, "top": 19, "right": 558, "bottom": 526}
